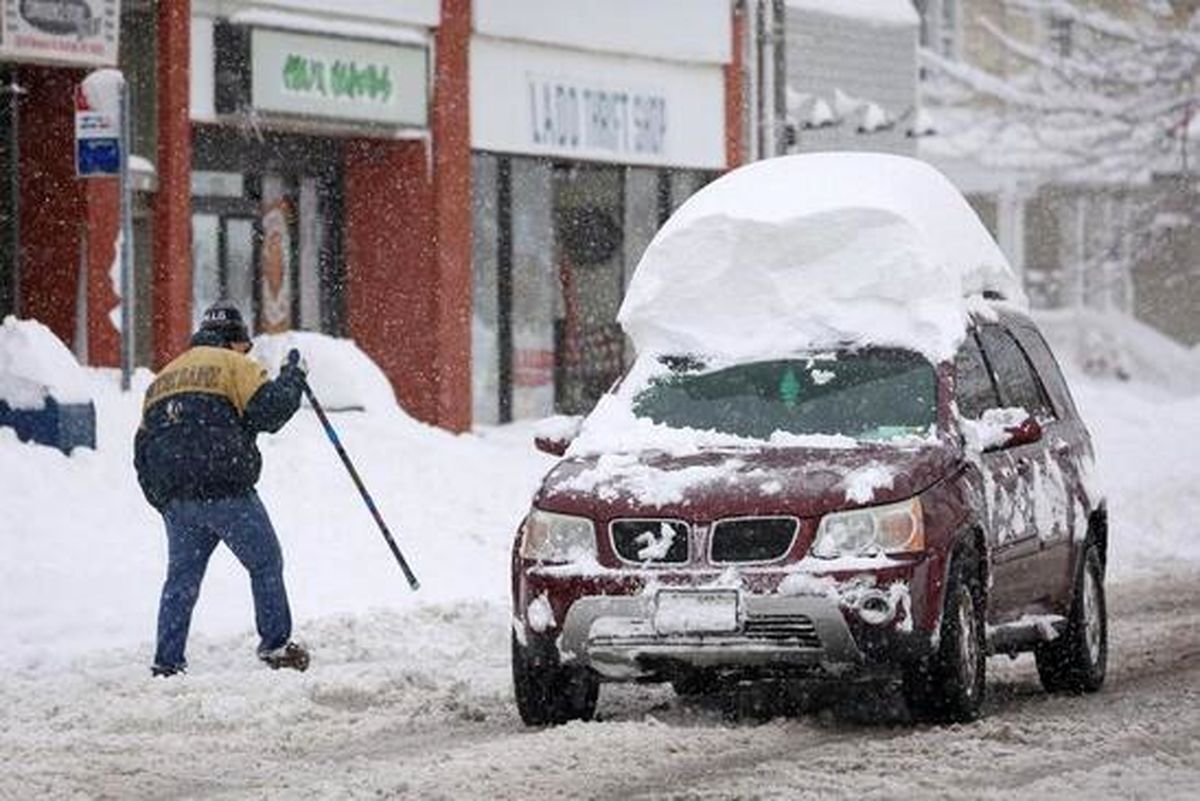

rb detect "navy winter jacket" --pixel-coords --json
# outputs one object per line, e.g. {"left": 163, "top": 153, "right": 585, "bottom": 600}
{"left": 133, "top": 335, "right": 304, "bottom": 509}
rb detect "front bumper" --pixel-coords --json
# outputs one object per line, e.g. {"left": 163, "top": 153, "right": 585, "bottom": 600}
{"left": 560, "top": 592, "right": 869, "bottom": 679}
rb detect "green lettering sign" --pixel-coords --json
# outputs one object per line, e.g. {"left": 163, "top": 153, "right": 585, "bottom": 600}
{"left": 283, "top": 52, "right": 392, "bottom": 104}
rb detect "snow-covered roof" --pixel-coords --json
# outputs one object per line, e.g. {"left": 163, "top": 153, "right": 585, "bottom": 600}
{"left": 618, "top": 153, "right": 1025, "bottom": 363}
{"left": 786, "top": 0, "right": 919, "bottom": 27}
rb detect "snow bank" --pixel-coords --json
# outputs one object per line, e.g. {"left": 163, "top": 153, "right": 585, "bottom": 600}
{"left": 0, "top": 316, "right": 92, "bottom": 409}
{"left": 252, "top": 331, "right": 399, "bottom": 413}
{"left": 1033, "top": 308, "right": 1200, "bottom": 397}
{"left": 618, "top": 153, "right": 1024, "bottom": 363}
{"left": 0, "top": 336, "right": 554, "bottom": 673}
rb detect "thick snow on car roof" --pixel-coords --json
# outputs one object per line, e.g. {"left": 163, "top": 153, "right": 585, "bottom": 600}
{"left": 618, "top": 152, "right": 1025, "bottom": 363}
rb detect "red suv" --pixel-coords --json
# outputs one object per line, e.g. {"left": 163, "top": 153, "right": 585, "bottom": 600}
{"left": 511, "top": 307, "right": 1106, "bottom": 724}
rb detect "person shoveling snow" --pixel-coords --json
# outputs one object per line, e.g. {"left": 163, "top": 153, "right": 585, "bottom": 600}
{"left": 133, "top": 301, "right": 311, "bottom": 676}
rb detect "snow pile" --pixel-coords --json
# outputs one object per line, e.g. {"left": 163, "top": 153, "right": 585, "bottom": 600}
{"left": 0, "top": 316, "right": 92, "bottom": 409}
{"left": 1033, "top": 308, "right": 1200, "bottom": 397}
{"left": 252, "top": 331, "right": 400, "bottom": 413}
{"left": 0, "top": 334, "right": 554, "bottom": 673}
{"left": 618, "top": 153, "right": 1024, "bottom": 364}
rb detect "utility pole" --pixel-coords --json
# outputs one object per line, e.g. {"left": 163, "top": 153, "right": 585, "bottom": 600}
{"left": 0, "top": 65, "right": 23, "bottom": 319}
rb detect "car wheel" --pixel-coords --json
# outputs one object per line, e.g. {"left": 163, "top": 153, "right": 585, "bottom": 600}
{"left": 512, "top": 633, "right": 599, "bottom": 726}
{"left": 1035, "top": 543, "right": 1107, "bottom": 694}
{"left": 903, "top": 550, "right": 986, "bottom": 723}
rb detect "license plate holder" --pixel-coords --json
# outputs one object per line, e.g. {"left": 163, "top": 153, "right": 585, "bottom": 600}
{"left": 654, "top": 590, "right": 740, "bottom": 635}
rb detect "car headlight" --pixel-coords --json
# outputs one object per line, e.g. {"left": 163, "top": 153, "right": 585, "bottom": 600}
{"left": 520, "top": 508, "right": 596, "bottom": 562}
{"left": 811, "top": 497, "right": 924, "bottom": 559}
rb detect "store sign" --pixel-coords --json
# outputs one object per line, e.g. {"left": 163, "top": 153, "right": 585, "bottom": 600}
{"left": 0, "top": 0, "right": 120, "bottom": 66}
{"left": 251, "top": 28, "right": 428, "bottom": 127}
{"left": 528, "top": 78, "right": 667, "bottom": 158}
{"left": 472, "top": 37, "right": 725, "bottom": 169}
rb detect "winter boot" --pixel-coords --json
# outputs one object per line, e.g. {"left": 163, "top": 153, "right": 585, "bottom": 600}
{"left": 151, "top": 663, "right": 186, "bottom": 678}
{"left": 259, "top": 642, "right": 310, "bottom": 672}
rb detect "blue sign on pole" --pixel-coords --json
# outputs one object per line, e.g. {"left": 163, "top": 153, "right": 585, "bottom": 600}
{"left": 77, "top": 136, "right": 122, "bottom": 177}
{"left": 75, "top": 95, "right": 122, "bottom": 178}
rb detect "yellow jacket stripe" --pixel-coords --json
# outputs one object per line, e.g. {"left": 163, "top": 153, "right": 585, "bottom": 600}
{"left": 143, "top": 346, "right": 268, "bottom": 416}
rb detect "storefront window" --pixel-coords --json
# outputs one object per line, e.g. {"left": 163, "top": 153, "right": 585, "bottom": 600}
{"left": 553, "top": 163, "right": 625, "bottom": 415}
{"left": 471, "top": 153, "right": 716, "bottom": 423}
{"left": 472, "top": 155, "right": 501, "bottom": 425}
{"left": 190, "top": 130, "right": 342, "bottom": 338}
{"left": 624, "top": 168, "right": 659, "bottom": 291}
{"left": 512, "top": 159, "right": 556, "bottom": 419}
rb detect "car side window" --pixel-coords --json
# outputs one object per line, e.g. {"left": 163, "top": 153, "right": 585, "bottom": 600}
{"left": 977, "top": 326, "right": 1055, "bottom": 420}
{"left": 954, "top": 333, "right": 1001, "bottom": 419}
{"left": 1010, "top": 325, "right": 1080, "bottom": 421}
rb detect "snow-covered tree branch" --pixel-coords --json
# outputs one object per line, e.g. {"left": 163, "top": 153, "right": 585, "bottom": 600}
{"left": 922, "top": 0, "right": 1200, "bottom": 181}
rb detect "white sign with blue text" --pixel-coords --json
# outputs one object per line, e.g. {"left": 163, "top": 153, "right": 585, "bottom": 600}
{"left": 75, "top": 91, "right": 121, "bottom": 177}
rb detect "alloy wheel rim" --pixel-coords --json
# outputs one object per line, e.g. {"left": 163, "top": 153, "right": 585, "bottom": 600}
{"left": 1083, "top": 567, "right": 1102, "bottom": 664}
{"left": 958, "top": 587, "right": 979, "bottom": 693}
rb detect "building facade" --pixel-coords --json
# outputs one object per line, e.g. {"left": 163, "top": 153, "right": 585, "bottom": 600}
{"left": 784, "top": 0, "right": 921, "bottom": 156}
{"left": 1, "top": 0, "right": 187, "bottom": 371}
{"left": 917, "top": 0, "right": 1200, "bottom": 345}
{"left": 468, "top": 0, "right": 736, "bottom": 423}
{"left": 2, "top": 0, "right": 744, "bottom": 431}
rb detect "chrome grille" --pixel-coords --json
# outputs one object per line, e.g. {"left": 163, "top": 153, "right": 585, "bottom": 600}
{"left": 709, "top": 517, "right": 799, "bottom": 564}
{"left": 610, "top": 519, "right": 690, "bottom": 564}
{"left": 743, "top": 615, "right": 821, "bottom": 648}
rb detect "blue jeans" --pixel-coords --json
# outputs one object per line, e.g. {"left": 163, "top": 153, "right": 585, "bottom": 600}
{"left": 155, "top": 492, "right": 292, "bottom": 668}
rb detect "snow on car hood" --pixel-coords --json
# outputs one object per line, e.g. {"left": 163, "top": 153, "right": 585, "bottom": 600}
{"left": 538, "top": 442, "right": 958, "bottom": 521}
{"left": 618, "top": 152, "right": 1025, "bottom": 364}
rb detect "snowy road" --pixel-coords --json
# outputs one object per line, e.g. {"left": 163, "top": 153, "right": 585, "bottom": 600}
{"left": 4, "top": 567, "right": 1198, "bottom": 800}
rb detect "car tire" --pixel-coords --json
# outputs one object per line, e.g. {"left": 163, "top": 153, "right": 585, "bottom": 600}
{"left": 512, "top": 633, "right": 599, "bottom": 726}
{"left": 903, "top": 550, "right": 986, "bottom": 723}
{"left": 1035, "top": 543, "right": 1107, "bottom": 694}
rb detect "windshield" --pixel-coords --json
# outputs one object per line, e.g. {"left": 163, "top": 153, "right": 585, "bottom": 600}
{"left": 631, "top": 350, "right": 938, "bottom": 442}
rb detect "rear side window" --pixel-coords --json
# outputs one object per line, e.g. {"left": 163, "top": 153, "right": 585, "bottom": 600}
{"left": 1010, "top": 325, "right": 1080, "bottom": 420}
{"left": 977, "top": 326, "right": 1055, "bottom": 420}
{"left": 954, "top": 334, "right": 1001, "bottom": 419}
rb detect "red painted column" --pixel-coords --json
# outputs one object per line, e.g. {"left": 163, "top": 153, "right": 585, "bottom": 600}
{"left": 725, "top": 1, "right": 747, "bottom": 169}
{"left": 18, "top": 66, "right": 85, "bottom": 347}
{"left": 344, "top": 139, "right": 437, "bottom": 421}
{"left": 83, "top": 179, "right": 121, "bottom": 366}
{"left": 153, "top": 0, "right": 192, "bottom": 366}
{"left": 431, "top": 0, "right": 473, "bottom": 432}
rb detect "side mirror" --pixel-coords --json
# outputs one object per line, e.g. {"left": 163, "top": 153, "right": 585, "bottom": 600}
{"left": 533, "top": 415, "right": 583, "bottom": 457}
{"left": 996, "top": 414, "right": 1042, "bottom": 451}
{"left": 963, "top": 407, "right": 1043, "bottom": 453}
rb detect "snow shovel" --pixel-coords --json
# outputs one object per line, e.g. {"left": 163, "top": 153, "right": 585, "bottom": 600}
{"left": 299, "top": 366, "right": 420, "bottom": 591}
